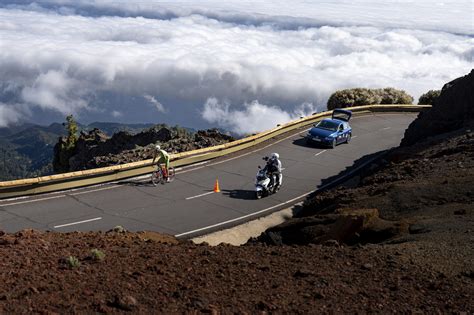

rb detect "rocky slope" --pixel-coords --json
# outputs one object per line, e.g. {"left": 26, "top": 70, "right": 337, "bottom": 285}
{"left": 54, "top": 126, "right": 234, "bottom": 171}
{"left": 402, "top": 69, "right": 474, "bottom": 146}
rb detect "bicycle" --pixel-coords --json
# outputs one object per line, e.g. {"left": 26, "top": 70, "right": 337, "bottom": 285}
{"left": 151, "top": 164, "right": 175, "bottom": 186}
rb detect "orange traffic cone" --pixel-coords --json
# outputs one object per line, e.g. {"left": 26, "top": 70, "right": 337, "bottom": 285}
{"left": 213, "top": 179, "right": 220, "bottom": 193}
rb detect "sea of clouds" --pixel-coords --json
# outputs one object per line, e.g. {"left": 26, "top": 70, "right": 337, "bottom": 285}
{"left": 0, "top": 0, "right": 472, "bottom": 133}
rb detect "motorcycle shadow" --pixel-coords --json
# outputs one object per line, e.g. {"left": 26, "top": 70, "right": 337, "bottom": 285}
{"left": 222, "top": 189, "right": 256, "bottom": 200}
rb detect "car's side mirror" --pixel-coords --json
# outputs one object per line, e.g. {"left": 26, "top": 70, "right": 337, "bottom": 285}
{"left": 258, "top": 165, "right": 261, "bottom": 169}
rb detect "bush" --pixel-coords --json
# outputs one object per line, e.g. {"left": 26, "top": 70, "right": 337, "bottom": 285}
{"left": 418, "top": 89, "right": 441, "bottom": 105}
{"left": 91, "top": 249, "right": 105, "bottom": 261}
{"left": 379, "top": 87, "right": 414, "bottom": 105}
{"left": 110, "top": 225, "right": 126, "bottom": 233}
{"left": 327, "top": 88, "right": 414, "bottom": 110}
{"left": 66, "top": 256, "right": 81, "bottom": 269}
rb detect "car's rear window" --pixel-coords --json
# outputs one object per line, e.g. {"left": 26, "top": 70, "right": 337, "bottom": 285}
{"left": 315, "top": 120, "right": 338, "bottom": 131}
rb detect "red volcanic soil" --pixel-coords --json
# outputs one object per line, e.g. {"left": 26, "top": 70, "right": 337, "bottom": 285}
{"left": 0, "top": 228, "right": 472, "bottom": 314}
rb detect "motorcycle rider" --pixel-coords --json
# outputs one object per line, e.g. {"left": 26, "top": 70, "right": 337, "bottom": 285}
{"left": 263, "top": 152, "right": 282, "bottom": 190}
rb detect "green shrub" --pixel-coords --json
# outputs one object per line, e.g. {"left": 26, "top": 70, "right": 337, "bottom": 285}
{"left": 66, "top": 256, "right": 81, "bottom": 269}
{"left": 91, "top": 249, "right": 105, "bottom": 261}
{"left": 111, "top": 225, "right": 126, "bottom": 233}
{"left": 327, "top": 88, "right": 414, "bottom": 110}
{"left": 418, "top": 89, "right": 441, "bottom": 105}
{"left": 379, "top": 87, "right": 414, "bottom": 104}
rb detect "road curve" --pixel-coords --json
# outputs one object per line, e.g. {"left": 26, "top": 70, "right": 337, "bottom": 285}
{"left": 0, "top": 113, "right": 417, "bottom": 237}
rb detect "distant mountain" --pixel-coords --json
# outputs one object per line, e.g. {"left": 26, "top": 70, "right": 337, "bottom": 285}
{"left": 0, "top": 124, "right": 60, "bottom": 180}
{"left": 0, "top": 121, "right": 183, "bottom": 181}
{"left": 85, "top": 122, "right": 157, "bottom": 136}
{"left": 0, "top": 123, "right": 36, "bottom": 137}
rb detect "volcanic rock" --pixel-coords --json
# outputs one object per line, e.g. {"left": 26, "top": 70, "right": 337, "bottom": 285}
{"left": 54, "top": 125, "right": 234, "bottom": 171}
{"left": 402, "top": 70, "right": 474, "bottom": 146}
{"left": 253, "top": 208, "right": 406, "bottom": 245}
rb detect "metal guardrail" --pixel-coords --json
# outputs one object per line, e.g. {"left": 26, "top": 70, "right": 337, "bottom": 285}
{"left": 0, "top": 105, "right": 430, "bottom": 199}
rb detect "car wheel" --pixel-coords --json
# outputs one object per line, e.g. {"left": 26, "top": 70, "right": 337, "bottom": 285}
{"left": 346, "top": 133, "right": 351, "bottom": 143}
{"left": 331, "top": 138, "right": 336, "bottom": 149}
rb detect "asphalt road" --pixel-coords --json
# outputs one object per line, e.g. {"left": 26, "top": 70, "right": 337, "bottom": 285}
{"left": 0, "top": 113, "right": 417, "bottom": 238}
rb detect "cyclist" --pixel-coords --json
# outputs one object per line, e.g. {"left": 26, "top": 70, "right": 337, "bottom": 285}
{"left": 152, "top": 144, "right": 170, "bottom": 182}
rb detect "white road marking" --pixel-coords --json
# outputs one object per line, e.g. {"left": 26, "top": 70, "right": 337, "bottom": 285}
{"left": 175, "top": 160, "right": 210, "bottom": 172}
{"left": 314, "top": 150, "right": 327, "bottom": 157}
{"left": 382, "top": 127, "right": 391, "bottom": 130}
{"left": 1, "top": 195, "right": 65, "bottom": 207}
{"left": 352, "top": 136, "right": 358, "bottom": 139}
{"left": 185, "top": 191, "right": 215, "bottom": 200}
{"left": 176, "top": 165, "right": 207, "bottom": 174}
{"left": 70, "top": 185, "right": 120, "bottom": 196}
{"left": 53, "top": 217, "right": 102, "bottom": 229}
{"left": 0, "top": 185, "right": 121, "bottom": 207}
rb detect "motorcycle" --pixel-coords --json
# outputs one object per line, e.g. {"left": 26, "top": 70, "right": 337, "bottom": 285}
{"left": 255, "top": 156, "right": 280, "bottom": 199}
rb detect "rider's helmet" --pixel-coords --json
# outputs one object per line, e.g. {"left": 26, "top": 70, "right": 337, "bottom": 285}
{"left": 271, "top": 152, "right": 279, "bottom": 160}
{"left": 155, "top": 144, "right": 161, "bottom": 150}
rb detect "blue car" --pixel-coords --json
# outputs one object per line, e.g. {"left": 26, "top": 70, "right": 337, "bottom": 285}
{"left": 306, "top": 109, "right": 352, "bottom": 148}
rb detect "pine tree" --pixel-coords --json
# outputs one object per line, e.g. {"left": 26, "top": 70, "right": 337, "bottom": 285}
{"left": 65, "top": 115, "right": 78, "bottom": 149}
{"left": 54, "top": 115, "right": 78, "bottom": 173}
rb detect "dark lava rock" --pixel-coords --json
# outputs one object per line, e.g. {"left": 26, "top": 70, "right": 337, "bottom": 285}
{"left": 361, "top": 263, "right": 374, "bottom": 270}
{"left": 460, "top": 270, "right": 474, "bottom": 279}
{"left": 54, "top": 125, "right": 234, "bottom": 172}
{"left": 402, "top": 70, "right": 474, "bottom": 146}
{"left": 109, "top": 295, "right": 137, "bottom": 311}
{"left": 454, "top": 209, "right": 467, "bottom": 215}
{"left": 408, "top": 223, "right": 432, "bottom": 235}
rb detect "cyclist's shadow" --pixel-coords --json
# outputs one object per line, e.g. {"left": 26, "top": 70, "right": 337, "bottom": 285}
{"left": 222, "top": 189, "right": 256, "bottom": 200}
{"left": 117, "top": 179, "right": 155, "bottom": 187}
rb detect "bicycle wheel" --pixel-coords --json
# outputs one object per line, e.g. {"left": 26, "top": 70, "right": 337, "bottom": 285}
{"left": 151, "top": 170, "right": 163, "bottom": 186}
{"left": 167, "top": 167, "right": 176, "bottom": 182}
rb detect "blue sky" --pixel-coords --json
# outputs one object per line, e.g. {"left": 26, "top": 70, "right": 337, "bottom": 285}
{"left": 0, "top": 0, "right": 472, "bottom": 133}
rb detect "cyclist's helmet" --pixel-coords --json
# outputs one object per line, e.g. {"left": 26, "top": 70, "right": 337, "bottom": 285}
{"left": 271, "top": 153, "right": 279, "bottom": 160}
{"left": 155, "top": 145, "right": 161, "bottom": 150}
